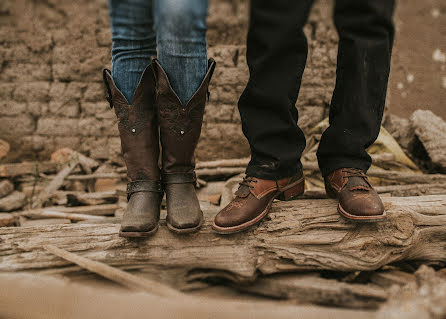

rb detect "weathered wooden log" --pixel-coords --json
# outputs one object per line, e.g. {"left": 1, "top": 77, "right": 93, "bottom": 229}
{"left": 234, "top": 273, "right": 388, "bottom": 309}
{"left": 376, "top": 265, "right": 446, "bottom": 319}
{"left": 0, "top": 273, "right": 374, "bottom": 319}
{"left": 44, "top": 245, "right": 182, "bottom": 297}
{"left": 1, "top": 195, "right": 445, "bottom": 282}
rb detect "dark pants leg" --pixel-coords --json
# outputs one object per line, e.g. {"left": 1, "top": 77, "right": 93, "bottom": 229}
{"left": 317, "top": 0, "right": 395, "bottom": 176}
{"left": 239, "top": 0, "right": 314, "bottom": 180}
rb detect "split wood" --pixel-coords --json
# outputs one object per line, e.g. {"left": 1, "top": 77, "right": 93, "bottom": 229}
{"left": 44, "top": 244, "right": 182, "bottom": 298}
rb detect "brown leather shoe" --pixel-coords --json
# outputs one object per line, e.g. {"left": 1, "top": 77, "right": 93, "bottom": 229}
{"left": 152, "top": 58, "right": 216, "bottom": 234}
{"left": 212, "top": 171, "right": 305, "bottom": 234}
{"left": 103, "top": 65, "right": 163, "bottom": 237}
{"left": 324, "top": 168, "right": 386, "bottom": 222}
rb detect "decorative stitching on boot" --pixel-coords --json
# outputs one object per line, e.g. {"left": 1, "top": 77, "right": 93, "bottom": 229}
{"left": 114, "top": 102, "right": 149, "bottom": 135}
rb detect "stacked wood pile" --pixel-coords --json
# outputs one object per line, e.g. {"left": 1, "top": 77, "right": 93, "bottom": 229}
{"left": 0, "top": 110, "right": 446, "bottom": 318}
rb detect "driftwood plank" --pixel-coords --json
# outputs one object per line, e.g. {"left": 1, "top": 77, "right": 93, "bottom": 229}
{"left": 44, "top": 245, "right": 182, "bottom": 297}
{"left": 19, "top": 209, "right": 109, "bottom": 221}
{"left": 0, "top": 273, "right": 375, "bottom": 319}
{"left": 1, "top": 195, "right": 445, "bottom": 282}
{"left": 31, "top": 157, "right": 80, "bottom": 209}
{"left": 0, "top": 161, "right": 60, "bottom": 177}
{"left": 235, "top": 273, "right": 388, "bottom": 309}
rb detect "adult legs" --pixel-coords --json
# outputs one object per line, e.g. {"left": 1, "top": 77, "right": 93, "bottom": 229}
{"left": 239, "top": 0, "right": 314, "bottom": 180}
{"left": 317, "top": 0, "right": 395, "bottom": 176}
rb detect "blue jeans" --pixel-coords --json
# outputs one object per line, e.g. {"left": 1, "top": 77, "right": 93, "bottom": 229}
{"left": 108, "top": 0, "right": 208, "bottom": 105}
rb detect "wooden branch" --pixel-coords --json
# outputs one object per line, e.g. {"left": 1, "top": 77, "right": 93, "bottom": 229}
{"left": 52, "top": 191, "right": 118, "bottom": 206}
{"left": 31, "top": 157, "right": 80, "bottom": 209}
{"left": 235, "top": 273, "right": 387, "bottom": 309}
{"left": 19, "top": 208, "right": 110, "bottom": 221}
{"left": 44, "top": 245, "right": 182, "bottom": 297}
{"left": 0, "top": 161, "right": 60, "bottom": 177}
{"left": 50, "top": 148, "right": 99, "bottom": 173}
{"left": 1, "top": 196, "right": 445, "bottom": 283}
{"left": 66, "top": 173, "right": 125, "bottom": 180}
{"left": 21, "top": 204, "right": 118, "bottom": 218}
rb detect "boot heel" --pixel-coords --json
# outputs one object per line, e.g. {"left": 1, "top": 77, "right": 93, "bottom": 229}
{"left": 278, "top": 181, "right": 304, "bottom": 201}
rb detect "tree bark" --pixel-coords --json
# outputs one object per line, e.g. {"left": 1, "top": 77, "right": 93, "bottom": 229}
{"left": 1, "top": 195, "right": 445, "bottom": 283}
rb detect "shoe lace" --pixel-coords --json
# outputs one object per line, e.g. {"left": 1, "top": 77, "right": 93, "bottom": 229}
{"left": 239, "top": 176, "right": 258, "bottom": 189}
{"left": 341, "top": 168, "right": 371, "bottom": 188}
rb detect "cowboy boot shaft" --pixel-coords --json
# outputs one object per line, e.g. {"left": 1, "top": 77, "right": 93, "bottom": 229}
{"left": 152, "top": 58, "right": 216, "bottom": 174}
{"left": 103, "top": 65, "right": 162, "bottom": 237}
{"left": 103, "top": 66, "right": 160, "bottom": 181}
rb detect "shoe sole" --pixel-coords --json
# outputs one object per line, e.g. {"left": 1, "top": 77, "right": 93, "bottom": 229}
{"left": 167, "top": 215, "right": 204, "bottom": 234}
{"left": 338, "top": 203, "right": 387, "bottom": 223}
{"left": 212, "top": 184, "right": 304, "bottom": 235}
{"left": 119, "top": 224, "right": 159, "bottom": 238}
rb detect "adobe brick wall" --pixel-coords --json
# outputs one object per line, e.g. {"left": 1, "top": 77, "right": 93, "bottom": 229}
{"left": 0, "top": 0, "right": 444, "bottom": 162}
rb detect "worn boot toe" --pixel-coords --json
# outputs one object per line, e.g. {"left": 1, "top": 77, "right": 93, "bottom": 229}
{"left": 165, "top": 184, "right": 203, "bottom": 233}
{"left": 120, "top": 192, "right": 161, "bottom": 236}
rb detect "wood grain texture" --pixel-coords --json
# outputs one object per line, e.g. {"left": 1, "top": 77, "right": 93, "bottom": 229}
{"left": 1, "top": 196, "right": 445, "bottom": 283}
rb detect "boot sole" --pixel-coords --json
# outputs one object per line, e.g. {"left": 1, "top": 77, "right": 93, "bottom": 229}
{"left": 338, "top": 204, "right": 387, "bottom": 223}
{"left": 119, "top": 224, "right": 159, "bottom": 238}
{"left": 212, "top": 184, "right": 304, "bottom": 235}
{"left": 167, "top": 215, "right": 204, "bottom": 234}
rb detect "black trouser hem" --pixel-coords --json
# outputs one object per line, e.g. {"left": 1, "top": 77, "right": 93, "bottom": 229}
{"left": 317, "top": 157, "right": 371, "bottom": 177}
{"left": 246, "top": 162, "right": 302, "bottom": 180}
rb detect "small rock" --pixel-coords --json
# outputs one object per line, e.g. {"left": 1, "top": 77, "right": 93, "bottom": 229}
{"left": 383, "top": 114, "right": 415, "bottom": 151}
{"left": 411, "top": 110, "right": 446, "bottom": 172}
{"left": 0, "top": 139, "right": 10, "bottom": 160}
{"left": 95, "top": 178, "right": 118, "bottom": 192}
{"left": 0, "top": 180, "right": 14, "bottom": 199}
{"left": 0, "top": 191, "right": 26, "bottom": 212}
{"left": 0, "top": 213, "right": 15, "bottom": 227}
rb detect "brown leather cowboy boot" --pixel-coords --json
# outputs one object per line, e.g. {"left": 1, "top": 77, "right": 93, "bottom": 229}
{"left": 212, "top": 169, "right": 305, "bottom": 234}
{"left": 103, "top": 65, "right": 163, "bottom": 237}
{"left": 151, "top": 58, "right": 216, "bottom": 233}
{"left": 324, "top": 168, "right": 386, "bottom": 222}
